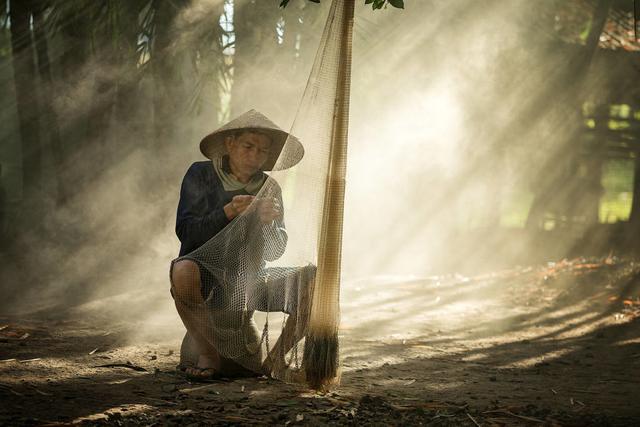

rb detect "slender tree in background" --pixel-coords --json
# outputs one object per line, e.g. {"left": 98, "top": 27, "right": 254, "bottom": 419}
{"left": 525, "top": 0, "right": 613, "bottom": 230}
{"left": 86, "top": 1, "right": 144, "bottom": 167}
{"left": 163, "top": 0, "right": 226, "bottom": 138}
{"left": 629, "top": 0, "right": 640, "bottom": 237}
{"left": 628, "top": 150, "right": 640, "bottom": 233}
{"left": 232, "top": 0, "right": 282, "bottom": 117}
{"left": 33, "top": 3, "right": 66, "bottom": 206}
{"left": 9, "top": 0, "right": 43, "bottom": 208}
{"left": 52, "top": 0, "right": 94, "bottom": 200}
{"left": 150, "top": 0, "right": 185, "bottom": 148}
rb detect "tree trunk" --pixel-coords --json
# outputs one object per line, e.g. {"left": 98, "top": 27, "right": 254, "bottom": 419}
{"left": 32, "top": 6, "right": 67, "bottom": 206}
{"left": 629, "top": 157, "right": 640, "bottom": 225}
{"left": 9, "top": 0, "right": 42, "bottom": 203}
{"left": 525, "top": 0, "right": 612, "bottom": 230}
{"left": 113, "top": 1, "right": 142, "bottom": 129}
{"left": 55, "top": 2, "right": 93, "bottom": 201}
{"left": 231, "top": 0, "right": 281, "bottom": 117}
{"left": 151, "top": 0, "right": 185, "bottom": 149}
{"left": 1, "top": 1, "right": 7, "bottom": 26}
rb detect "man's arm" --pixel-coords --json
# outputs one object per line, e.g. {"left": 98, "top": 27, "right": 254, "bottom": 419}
{"left": 175, "top": 163, "right": 230, "bottom": 253}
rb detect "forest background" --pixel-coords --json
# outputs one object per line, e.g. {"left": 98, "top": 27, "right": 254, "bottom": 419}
{"left": 1, "top": 0, "right": 639, "bottom": 322}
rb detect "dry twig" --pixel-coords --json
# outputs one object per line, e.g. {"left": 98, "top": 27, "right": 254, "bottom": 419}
{"left": 95, "top": 363, "right": 147, "bottom": 372}
{"left": 571, "top": 389, "right": 598, "bottom": 394}
{"left": 466, "top": 412, "right": 481, "bottom": 427}
{"left": 483, "top": 409, "right": 544, "bottom": 423}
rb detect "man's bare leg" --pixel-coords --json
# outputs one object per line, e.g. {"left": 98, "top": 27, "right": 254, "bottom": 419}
{"left": 172, "top": 260, "right": 221, "bottom": 377}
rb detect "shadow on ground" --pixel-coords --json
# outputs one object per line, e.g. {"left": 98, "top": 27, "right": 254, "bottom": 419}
{"left": 1, "top": 258, "right": 639, "bottom": 425}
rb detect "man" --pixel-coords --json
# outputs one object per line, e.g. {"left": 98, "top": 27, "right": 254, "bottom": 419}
{"left": 170, "top": 110, "right": 313, "bottom": 381}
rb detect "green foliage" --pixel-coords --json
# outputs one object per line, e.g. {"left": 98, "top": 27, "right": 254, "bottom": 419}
{"left": 600, "top": 160, "right": 634, "bottom": 223}
{"left": 501, "top": 191, "right": 534, "bottom": 228}
{"left": 280, "top": 0, "right": 404, "bottom": 10}
{"left": 610, "top": 104, "right": 631, "bottom": 119}
{"left": 608, "top": 119, "right": 630, "bottom": 130}
{"left": 280, "top": 0, "right": 318, "bottom": 7}
{"left": 366, "top": 0, "right": 404, "bottom": 9}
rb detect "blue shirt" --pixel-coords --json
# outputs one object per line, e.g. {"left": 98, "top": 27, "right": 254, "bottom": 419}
{"left": 175, "top": 161, "right": 286, "bottom": 260}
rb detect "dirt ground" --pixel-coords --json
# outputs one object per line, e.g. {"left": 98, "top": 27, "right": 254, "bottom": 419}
{"left": 1, "top": 258, "right": 640, "bottom": 426}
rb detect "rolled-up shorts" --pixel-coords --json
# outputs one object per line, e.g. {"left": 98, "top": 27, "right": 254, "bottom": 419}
{"left": 248, "top": 265, "right": 316, "bottom": 315}
{"left": 171, "top": 259, "right": 316, "bottom": 315}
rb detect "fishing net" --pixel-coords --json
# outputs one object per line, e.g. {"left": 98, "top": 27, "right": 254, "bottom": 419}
{"left": 170, "top": 0, "right": 353, "bottom": 388}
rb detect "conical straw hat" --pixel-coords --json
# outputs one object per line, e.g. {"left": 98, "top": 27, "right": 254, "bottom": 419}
{"left": 199, "top": 109, "right": 304, "bottom": 171}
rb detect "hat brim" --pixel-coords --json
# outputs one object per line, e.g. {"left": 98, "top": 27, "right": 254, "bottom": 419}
{"left": 199, "top": 127, "right": 304, "bottom": 171}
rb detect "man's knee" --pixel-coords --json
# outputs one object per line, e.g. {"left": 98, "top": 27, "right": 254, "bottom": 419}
{"left": 303, "top": 264, "right": 317, "bottom": 279}
{"left": 171, "top": 259, "right": 201, "bottom": 302}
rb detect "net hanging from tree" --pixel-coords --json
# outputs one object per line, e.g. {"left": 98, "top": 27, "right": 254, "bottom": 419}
{"left": 170, "top": 0, "right": 354, "bottom": 389}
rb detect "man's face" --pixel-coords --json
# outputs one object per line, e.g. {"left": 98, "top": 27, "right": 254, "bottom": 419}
{"left": 225, "top": 132, "right": 272, "bottom": 177}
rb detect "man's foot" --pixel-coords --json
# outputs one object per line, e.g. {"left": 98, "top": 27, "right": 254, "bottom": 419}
{"left": 184, "top": 366, "right": 220, "bottom": 382}
{"left": 183, "top": 354, "right": 221, "bottom": 382}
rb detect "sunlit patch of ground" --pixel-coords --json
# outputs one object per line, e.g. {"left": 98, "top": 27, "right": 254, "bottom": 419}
{"left": 1, "top": 258, "right": 639, "bottom": 425}
{"left": 335, "top": 259, "right": 640, "bottom": 422}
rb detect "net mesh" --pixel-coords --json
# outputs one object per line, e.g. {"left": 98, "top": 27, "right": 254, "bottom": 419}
{"left": 170, "top": 0, "right": 353, "bottom": 387}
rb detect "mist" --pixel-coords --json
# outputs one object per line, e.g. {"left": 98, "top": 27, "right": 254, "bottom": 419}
{"left": 1, "top": 0, "right": 638, "bottom": 341}
{"left": 1, "top": 2, "right": 640, "bottom": 424}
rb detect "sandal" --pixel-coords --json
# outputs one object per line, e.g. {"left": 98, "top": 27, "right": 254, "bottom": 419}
{"left": 183, "top": 366, "right": 221, "bottom": 382}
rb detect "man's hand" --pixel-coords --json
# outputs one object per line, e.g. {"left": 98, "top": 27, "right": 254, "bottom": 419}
{"left": 224, "top": 195, "right": 255, "bottom": 220}
{"left": 256, "top": 197, "right": 281, "bottom": 224}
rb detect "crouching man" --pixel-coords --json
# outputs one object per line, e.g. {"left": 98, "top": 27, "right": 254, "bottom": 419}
{"left": 170, "top": 110, "right": 314, "bottom": 381}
